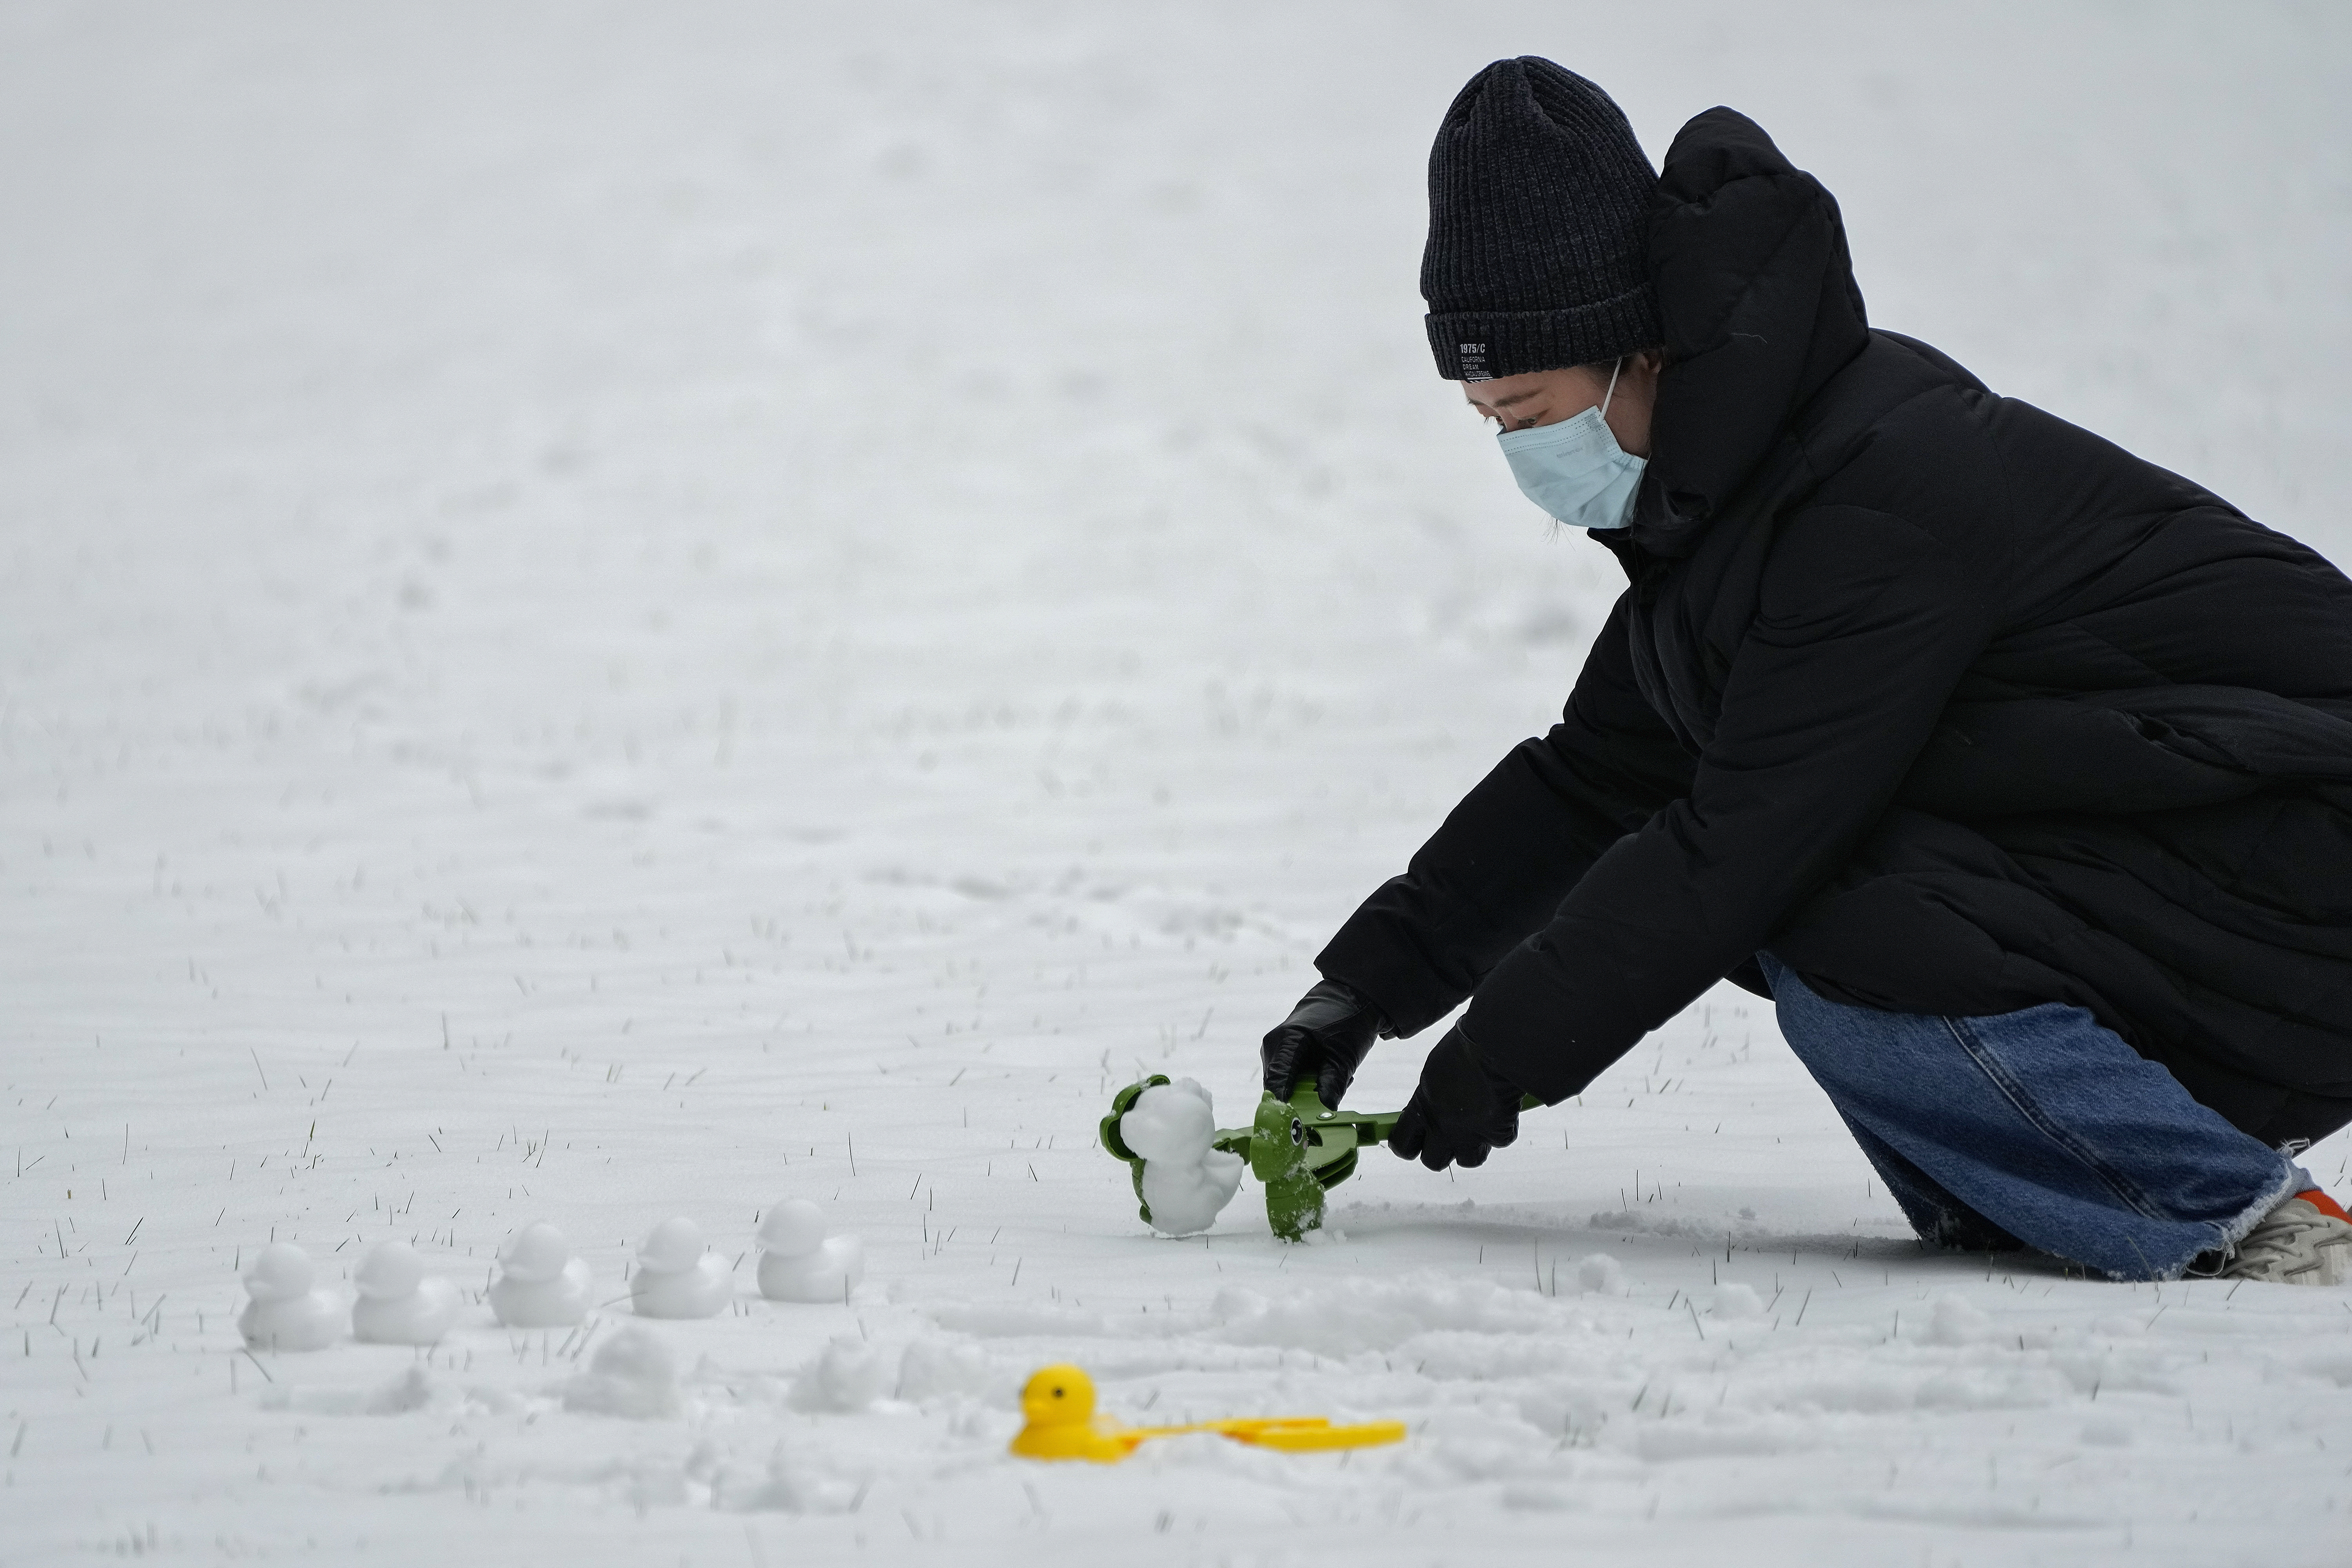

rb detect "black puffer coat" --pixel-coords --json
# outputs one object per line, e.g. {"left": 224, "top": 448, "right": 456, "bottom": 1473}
{"left": 1319, "top": 108, "right": 2352, "bottom": 1146}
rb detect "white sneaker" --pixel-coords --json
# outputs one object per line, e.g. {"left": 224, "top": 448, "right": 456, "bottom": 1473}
{"left": 2221, "top": 1195, "right": 2352, "bottom": 1285}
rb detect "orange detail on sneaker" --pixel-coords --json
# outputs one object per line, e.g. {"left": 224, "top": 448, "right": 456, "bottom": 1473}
{"left": 2295, "top": 1188, "right": 2350, "bottom": 1224}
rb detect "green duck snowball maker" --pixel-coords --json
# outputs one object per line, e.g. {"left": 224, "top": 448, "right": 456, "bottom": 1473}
{"left": 1101, "top": 1076, "right": 1536, "bottom": 1241}
{"left": 1100, "top": 1076, "right": 1382, "bottom": 1241}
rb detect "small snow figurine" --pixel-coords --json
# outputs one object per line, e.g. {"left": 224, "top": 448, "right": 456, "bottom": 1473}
{"left": 630, "top": 1217, "right": 732, "bottom": 1319}
{"left": 350, "top": 1240, "right": 462, "bottom": 1345}
{"left": 1120, "top": 1078, "right": 1244, "bottom": 1237}
{"left": 238, "top": 1241, "right": 345, "bottom": 1352}
{"left": 757, "top": 1198, "right": 864, "bottom": 1303}
{"left": 488, "top": 1220, "right": 595, "bottom": 1329}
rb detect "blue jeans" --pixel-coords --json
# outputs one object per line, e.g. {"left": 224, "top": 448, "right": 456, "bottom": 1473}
{"left": 1759, "top": 954, "right": 2305, "bottom": 1281}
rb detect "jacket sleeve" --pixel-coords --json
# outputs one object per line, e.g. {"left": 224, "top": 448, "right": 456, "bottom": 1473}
{"left": 1313, "top": 592, "right": 1697, "bottom": 1038}
{"left": 1460, "top": 505, "right": 1994, "bottom": 1102}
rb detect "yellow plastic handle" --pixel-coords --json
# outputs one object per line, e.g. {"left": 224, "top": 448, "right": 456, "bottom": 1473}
{"left": 1228, "top": 1419, "right": 1408, "bottom": 1452}
{"left": 1126, "top": 1416, "right": 1407, "bottom": 1452}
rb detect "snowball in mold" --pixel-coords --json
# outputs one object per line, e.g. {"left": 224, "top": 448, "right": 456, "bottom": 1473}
{"left": 1120, "top": 1078, "right": 1244, "bottom": 1238}
{"left": 1119, "top": 1078, "right": 1217, "bottom": 1162}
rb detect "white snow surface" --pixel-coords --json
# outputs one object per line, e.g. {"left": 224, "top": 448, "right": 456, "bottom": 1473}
{"left": 1121, "top": 1078, "right": 1247, "bottom": 1237}
{"left": 4, "top": 2, "right": 2352, "bottom": 1563}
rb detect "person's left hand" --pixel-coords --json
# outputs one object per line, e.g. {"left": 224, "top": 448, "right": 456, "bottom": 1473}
{"left": 1390, "top": 1025, "right": 1524, "bottom": 1171}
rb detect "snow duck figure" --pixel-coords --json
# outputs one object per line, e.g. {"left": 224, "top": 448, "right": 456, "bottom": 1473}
{"left": 238, "top": 1241, "right": 345, "bottom": 1352}
{"left": 756, "top": 1198, "right": 865, "bottom": 1304}
{"left": 630, "top": 1216, "right": 732, "bottom": 1319}
{"left": 350, "top": 1240, "right": 462, "bottom": 1345}
{"left": 488, "top": 1221, "right": 595, "bottom": 1329}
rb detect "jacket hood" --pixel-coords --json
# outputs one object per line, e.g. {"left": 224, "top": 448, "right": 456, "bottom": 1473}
{"left": 1625, "top": 109, "right": 1871, "bottom": 556}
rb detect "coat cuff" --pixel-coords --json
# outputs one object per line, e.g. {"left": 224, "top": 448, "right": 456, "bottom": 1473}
{"left": 1313, "top": 908, "right": 1473, "bottom": 1042}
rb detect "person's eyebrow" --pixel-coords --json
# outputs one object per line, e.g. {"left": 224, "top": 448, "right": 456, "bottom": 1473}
{"left": 1484, "top": 389, "right": 1543, "bottom": 408}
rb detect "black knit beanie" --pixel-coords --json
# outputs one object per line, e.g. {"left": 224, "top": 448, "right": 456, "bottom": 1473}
{"left": 1422, "top": 58, "right": 1661, "bottom": 381}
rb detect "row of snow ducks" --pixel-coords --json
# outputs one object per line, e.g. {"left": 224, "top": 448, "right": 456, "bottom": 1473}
{"left": 238, "top": 1200, "right": 865, "bottom": 1352}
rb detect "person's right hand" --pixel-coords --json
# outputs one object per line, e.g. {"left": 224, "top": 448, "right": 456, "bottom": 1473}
{"left": 1260, "top": 978, "right": 1387, "bottom": 1109}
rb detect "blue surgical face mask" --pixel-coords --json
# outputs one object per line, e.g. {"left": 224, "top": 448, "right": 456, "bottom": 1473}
{"left": 1494, "top": 358, "right": 1646, "bottom": 531}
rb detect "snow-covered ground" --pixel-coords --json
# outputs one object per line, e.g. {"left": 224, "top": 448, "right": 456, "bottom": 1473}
{"left": 5, "top": 3, "right": 2352, "bottom": 1562}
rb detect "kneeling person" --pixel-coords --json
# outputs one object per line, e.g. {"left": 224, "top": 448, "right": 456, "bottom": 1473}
{"left": 1264, "top": 58, "right": 2352, "bottom": 1285}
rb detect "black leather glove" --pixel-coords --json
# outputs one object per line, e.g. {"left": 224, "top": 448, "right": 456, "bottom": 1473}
{"left": 1390, "top": 1024, "right": 1523, "bottom": 1171}
{"left": 1260, "top": 978, "right": 1387, "bottom": 1109}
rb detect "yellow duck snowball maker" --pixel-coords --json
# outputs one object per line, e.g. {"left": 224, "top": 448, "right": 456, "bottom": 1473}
{"left": 1008, "top": 1363, "right": 1405, "bottom": 1464}
{"left": 1009, "top": 1363, "right": 1139, "bottom": 1463}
